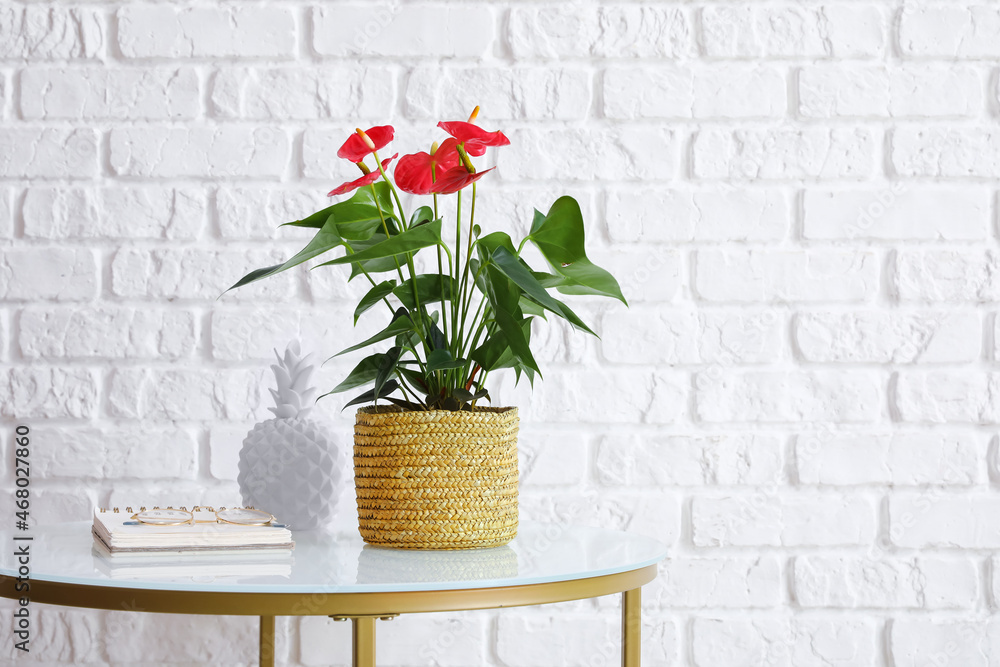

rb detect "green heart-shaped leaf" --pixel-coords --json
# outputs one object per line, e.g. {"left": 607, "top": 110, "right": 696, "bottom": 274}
{"left": 427, "top": 348, "right": 466, "bottom": 372}
{"left": 339, "top": 379, "right": 399, "bottom": 410}
{"left": 489, "top": 246, "right": 594, "bottom": 335}
{"left": 354, "top": 280, "right": 397, "bottom": 323}
{"left": 373, "top": 346, "right": 402, "bottom": 401}
{"left": 328, "top": 353, "right": 388, "bottom": 394}
{"left": 332, "top": 308, "right": 413, "bottom": 357}
{"left": 316, "top": 219, "right": 442, "bottom": 268}
{"left": 392, "top": 274, "right": 457, "bottom": 310}
{"left": 225, "top": 216, "right": 345, "bottom": 292}
{"left": 527, "top": 196, "right": 626, "bottom": 304}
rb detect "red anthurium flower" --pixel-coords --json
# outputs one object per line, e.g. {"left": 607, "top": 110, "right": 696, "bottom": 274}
{"left": 337, "top": 125, "right": 394, "bottom": 163}
{"left": 432, "top": 165, "right": 495, "bottom": 195}
{"left": 437, "top": 121, "right": 510, "bottom": 156}
{"left": 327, "top": 154, "right": 397, "bottom": 197}
{"left": 394, "top": 138, "right": 462, "bottom": 195}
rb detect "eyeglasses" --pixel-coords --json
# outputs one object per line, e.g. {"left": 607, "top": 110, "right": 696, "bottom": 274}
{"left": 127, "top": 507, "right": 283, "bottom": 527}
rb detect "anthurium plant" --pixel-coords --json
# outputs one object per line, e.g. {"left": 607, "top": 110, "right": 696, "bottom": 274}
{"left": 228, "top": 108, "right": 625, "bottom": 412}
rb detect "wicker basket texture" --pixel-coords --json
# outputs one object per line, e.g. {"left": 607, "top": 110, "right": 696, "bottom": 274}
{"left": 354, "top": 405, "right": 519, "bottom": 549}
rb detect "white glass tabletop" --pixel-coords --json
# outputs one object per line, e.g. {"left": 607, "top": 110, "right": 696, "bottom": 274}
{"left": 0, "top": 521, "right": 667, "bottom": 594}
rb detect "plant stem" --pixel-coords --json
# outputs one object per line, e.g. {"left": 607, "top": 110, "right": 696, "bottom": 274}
{"left": 460, "top": 260, "right": 490, "bottom": 355}
{"left": 439, "top": 243, "right": 454, "bottom": 280}
{"left": 431, "top": 195, "right": 447, "bottom": 392}
{"left": 456, "top": 181, "right": 478, "bottom": 357}
{"left": 394, "top": 371, "right": 421, "bottom": 407}
{"left": 463, "top": 298, "right": 490, "bottom": 360}
{"left": 471, "top": 368, "right": 491, "bottom": 409}
{"left": 453, "top": 189, "right": 462, "bottom": 350}
{"left": 439, "top": 239, "right": 456, "bottom": 389}
{"left": 403, "top": 251, "right": 424, "bottom": 335}
{"left": 368, "top": 156, "right": 428, "bottom": 353}
{"left": 343, "top": 246, "right": 429, "bottom": 380}
{"left": 368, "top": 164, "right": 425, "bottom": 349}
{"left": 459, "top": 182, "right": 478, "bottom": 299}
{"left": 433, "top": 193, "right": 447, "bottom": 351}
{"left": 366, "top": 182, "right": 431, "bottom": 371}
{"left": 343, "top": 241, "right": 396, "bottom": 317}
{"left": 375, "top": 160, "right": 409, "bottom": 233}
{"left": 368, "top": 184, "right": 406, "bottom": 285}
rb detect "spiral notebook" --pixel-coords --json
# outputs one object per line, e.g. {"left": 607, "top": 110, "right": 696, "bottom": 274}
{"left": 93, "top": 506, "right": 295, "bottom": 557}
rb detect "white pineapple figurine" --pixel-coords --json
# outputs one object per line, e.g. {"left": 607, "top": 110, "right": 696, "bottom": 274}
{"left": 237, "top": 341, "right": 343, "bottom": 530}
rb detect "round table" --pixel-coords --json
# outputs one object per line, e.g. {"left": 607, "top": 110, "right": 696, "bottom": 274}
{"left": 0, "top": 521, "right": 667, "bottom": 666}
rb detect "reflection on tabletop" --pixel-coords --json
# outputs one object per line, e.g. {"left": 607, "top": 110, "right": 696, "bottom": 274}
{"left": 356, "top": 544, "right": 518, "bottom": 584}
{"left": 91, "top": 545, "right": 294, "bottom": 581}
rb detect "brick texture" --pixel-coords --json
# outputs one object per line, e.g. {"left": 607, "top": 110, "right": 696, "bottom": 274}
{"left": 0, "top": 7, "right": 103, "bottom": 60}
{"left": 509, "top": 6, "right": 691, "bottom": 59}
{"left": 211, "top": 67, "right": 394, "bottom": 120}
{"left": 899, "top": 6, "right": 1000, "bottom": 58}
{"left": 0, "top": 129, "right": 98, "bottom": 178}
{"left": 693, "top": 128, "right": 875, "bottom": 180}
{"left": 117, "top": 6, "right": 296, "bottom": 59}
{"left": 0, "top": 187, "right": 12, "bottom": 239}
{"left": 799, "top": 66, "right": 982, "bottom": 118}
{"left": 21, "top": 68, "right": 200, "bottom": 120}
{"left": 23, "top": 187, "right": 207, "bottom": 239}
{"left": 109, "top": 127, "right": 289, "bottom": 178}
{"left": 1, "top": 2, "right": 997, "bottom": 666}
{"left": 699, "top": 5, "right": 885, "bottom": 59}
{"left": 314, "top": 5, "right": 494, "bottom": 58}
{"left": 796, "top": 432, "right": 983, "bottom": 485}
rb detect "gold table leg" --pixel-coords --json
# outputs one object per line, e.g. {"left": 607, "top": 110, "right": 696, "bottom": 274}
{"left": 622, "top": 588, "right": 641, "bottom": 667}
{"left": 352, "top": 616, "right": 376, "bottom": 667}
{"left": 259, "top": 615, "right": 275, "bottom": 667}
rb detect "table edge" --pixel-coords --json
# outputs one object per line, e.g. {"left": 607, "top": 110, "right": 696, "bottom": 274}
{"left": 0, "top": 564, "right": 657, "bottom": 616}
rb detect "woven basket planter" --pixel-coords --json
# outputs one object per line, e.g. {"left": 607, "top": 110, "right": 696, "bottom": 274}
{"left": 353, "top": 405, "right": 519, "bottom": 550}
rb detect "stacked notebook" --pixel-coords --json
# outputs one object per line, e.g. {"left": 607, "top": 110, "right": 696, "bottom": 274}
{"left": 92, "top": 507, "right": 295, "bottom": 558}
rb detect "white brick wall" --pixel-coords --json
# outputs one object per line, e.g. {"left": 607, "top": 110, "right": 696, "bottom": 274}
{"left": 117, "top": 6, "right": 297, "bottom": 59}
{"left": 21, "top": 68, "right": 201, "bottom": 120}
{"left": 1, "top": 2, "right": 998, "bottom": 665}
